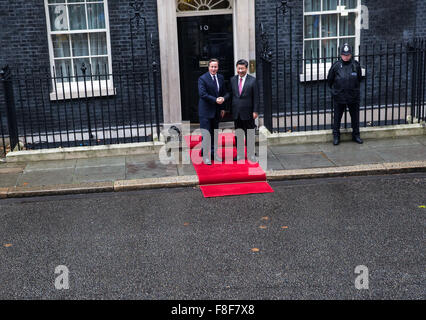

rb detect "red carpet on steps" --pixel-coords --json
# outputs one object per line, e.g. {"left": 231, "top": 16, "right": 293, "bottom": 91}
{"left": 184, "top": 133, "right": 274, "bottom": 198}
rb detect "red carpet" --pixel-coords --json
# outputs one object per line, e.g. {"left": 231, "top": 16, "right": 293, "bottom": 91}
{"left": 184, "top": 133, "right": 274, "bottom": 198}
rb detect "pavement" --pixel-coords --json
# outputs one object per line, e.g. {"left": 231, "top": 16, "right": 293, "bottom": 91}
{"left": 0, "top": 134, "right": 426, "bottom": 198}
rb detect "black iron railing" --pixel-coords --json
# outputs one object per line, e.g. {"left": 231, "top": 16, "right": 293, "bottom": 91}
{"left": 0, "top": 62, "right": 161, "bottom": 155}
{"left": 0, "top": 0, "right": 161, "bottom": 158}
{"left": 261, "top": 39, "right": 426, "bottom": 133}
{"left": 259, "top": 2, "right": 426, "bottom": 133}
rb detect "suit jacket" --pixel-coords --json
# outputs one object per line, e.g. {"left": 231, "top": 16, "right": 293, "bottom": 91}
{"left": 198, "top": 72, "right": 228, "bottom": 119}
{"left": 230, "top": 74, "right": 259, "bottom": 121}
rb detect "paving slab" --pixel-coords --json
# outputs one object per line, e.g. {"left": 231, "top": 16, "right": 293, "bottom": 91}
{"left": 323, "top": 149, "right": 385, "bottom": 166}
{"left": 263, "top": 152, "right": 286, "bottom": 171}
{"left": 176, "top": 164, "right": 197, "bottom": 176}
{"left": 0, "top": 166, "right": 24, "bottom": 174}
{"left": 412, "top": 135, "right": 426, "bottom": 146}
{"left": 364, "top": 136, "right": 422, "bottom": 149}
{"left": 24, "top": 159, "right": 77, "bottom": 172}
{"left": 126, "top": 161, "right": 178, "bottom": 179}
{"left": 126, "top": 153, "right": 161, "bottom": 164}
{"left": 276, "top": 152, "right": 336, "bottom": 170}
{"left": 373, "top": 145, "right": 426, "bottom": 162}
{"left": 0, "top": 173, "right": 21, "bottom": 188}
{"left": 74, "top": 165, "right": 125, "bottom": 183}
{"left": 269, "top": 143, "right": 322, "bottom": 154}
{"left": 0, "top": 162, "right": 26, "bottom": 169}
{"left": 16, "top": 168, "right": 75, "bottom": 187}
{"left": 76, "top": 156, "right": 126, "bottom": 168}
{"left": 317, "top": 141, "right": 371, "bottom": 153}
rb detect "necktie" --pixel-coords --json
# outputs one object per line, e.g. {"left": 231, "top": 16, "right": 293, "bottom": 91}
{"left": 213, "top": 75, "right": 219, "bottom": 92}
{"left": 239, "top": 77, "right": 243, "bottom": 95}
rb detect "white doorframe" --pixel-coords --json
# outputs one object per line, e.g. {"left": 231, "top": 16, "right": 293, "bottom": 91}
{"left": 157, "top": 0, "right": 256, "bottom": 128}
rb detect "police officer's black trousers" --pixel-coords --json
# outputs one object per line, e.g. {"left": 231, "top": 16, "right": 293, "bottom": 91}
{"left": 333, "top": 103, "right": 360, "bottom": 137}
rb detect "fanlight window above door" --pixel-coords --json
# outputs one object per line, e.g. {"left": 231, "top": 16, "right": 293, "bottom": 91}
{"left": 177, "top": 0, "right": 232, "bottom": 13}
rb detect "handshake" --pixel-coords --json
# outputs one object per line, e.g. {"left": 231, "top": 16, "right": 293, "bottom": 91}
{"left": 216, "top": 97, "right": 225, "bottom": 105}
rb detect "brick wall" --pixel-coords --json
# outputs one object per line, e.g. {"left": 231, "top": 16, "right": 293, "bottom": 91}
{"left": 0, "top": 0, "right": 162, "bottom": 147}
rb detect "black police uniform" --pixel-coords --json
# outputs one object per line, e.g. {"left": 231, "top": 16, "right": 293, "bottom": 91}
{"left": 327, "top": 44, "right": 363, "bottom": 144}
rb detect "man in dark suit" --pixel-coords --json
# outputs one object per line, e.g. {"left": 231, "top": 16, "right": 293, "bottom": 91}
{"left": 198, "top": 58, "right": 228, "bottom": 165}
{"left": 229, "top": 59, "right": 259, "bottom": 162}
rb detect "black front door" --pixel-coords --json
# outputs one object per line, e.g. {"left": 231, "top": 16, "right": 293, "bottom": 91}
{"left": 178, "top": 14, "right": 234, "bottom": 123}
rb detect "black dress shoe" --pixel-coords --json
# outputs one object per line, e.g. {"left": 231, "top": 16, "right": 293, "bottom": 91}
{"left": 333, "top": 136, "right": 340, "bottom": 145}
{"left": 352, "top": 135, "right": 363, "bottom": 144}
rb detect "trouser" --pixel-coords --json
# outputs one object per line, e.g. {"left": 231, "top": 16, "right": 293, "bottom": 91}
{"left": 234, "top": 117, "right": 256, "bottom": 157}
{"left": 199, "top": 116, "right": 219, "bottom": 156}
{"left": 333, "top": 103, "right": 360, "bottom": 137}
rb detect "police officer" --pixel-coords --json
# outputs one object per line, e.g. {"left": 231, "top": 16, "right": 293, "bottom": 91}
{"left": 327, "top": 43, "right": 363, "bottom": 145}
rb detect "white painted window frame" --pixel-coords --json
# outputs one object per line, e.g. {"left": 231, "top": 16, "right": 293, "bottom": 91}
{"left": 44, "top": 0, "right": 114, "bottom": 100}
{"left": 301, "top": 0, "right": 362, "bottom": 82}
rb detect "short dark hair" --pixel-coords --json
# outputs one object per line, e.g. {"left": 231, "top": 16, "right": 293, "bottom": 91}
{"left": 208, "top": 58, "right": 219, "bottom": 66}
{"left": 236, "top": 59, "right": 248, "bottom": 68}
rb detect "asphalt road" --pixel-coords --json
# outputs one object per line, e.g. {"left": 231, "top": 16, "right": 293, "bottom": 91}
{"left": 0, "top": 173, "right": 425, "bottom": 300}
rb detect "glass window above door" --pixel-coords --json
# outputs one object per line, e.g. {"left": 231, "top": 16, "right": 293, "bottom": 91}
{"left": 177, "top": 0, "right": 233, "bottom": 16}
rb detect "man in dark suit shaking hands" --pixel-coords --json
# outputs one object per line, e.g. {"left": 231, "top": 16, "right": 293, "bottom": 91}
{"left": 198, "top": 58, "right": 228, "bottom": 165}
{"left": 229, "top": 59, "right": 259, "bottom": 162}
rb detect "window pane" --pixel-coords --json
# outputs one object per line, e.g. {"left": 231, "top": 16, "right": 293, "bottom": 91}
{"left": 304, "top": 0, "right": 321, "bottom": 12}
{"left": 304, "top": 15, "right": 320, "bottom": 38}
{"left": 87, "top": 3, "right": 106, "bottom": 29}
{"left": 210, "top": 0, "right": 231, "bottom": 9}
{"left": 322, "top": 39, "right": 338, "bottom": 62}
{"left": 48, "top": 0, "right": 66, "bottom": 3}
{"left": 323, "top": 0, "right": 337, "bottom": 11}
{"left": 52, "top": 34, "right": 70, "bottom": 58}
{"left": 69, "top": 4, "right": 87, "bottom": 30}
{"left": 89, "top": 33, "right": 107, "bottom": 55}
{"left": 341, "top": 0, "right": 357, "bottom": 9}
{"left": 340, "top": 12, "right": 356, "bottom": 36}
{"left": 321, "top": 14, "right": 337, "bottom": 37}
{"left": 91, "top": 57, "right": 108, "bottom": 80}
{"left": 71, "top": 34, "right": 89, "bottom": 56}
{"left": 73, "top": 58, "right": 91, "bottom": 78}
{"left": 54, "top": 59, "right": 72, "bottom": 83}
{"left": 49, "top": 5, "right": 68, "bottom": 31}
{"left": 304, "top": 40, "right": 320, "bottom": 60}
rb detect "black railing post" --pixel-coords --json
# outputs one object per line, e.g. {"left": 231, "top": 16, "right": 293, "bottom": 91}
{"left": 260, "top": 23, "right": 273, "bottom": 132}
{"left": 151, "top": 33, "right": 161, "bottom": 140}
{"left": 410, "top": 40, "right": 418, "bottom": 123}
{"left": 0, "top": 65, "right": 19, "bottom": 151}
{"left": 81, "top": 63, "right": 93, "bottom": 142}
